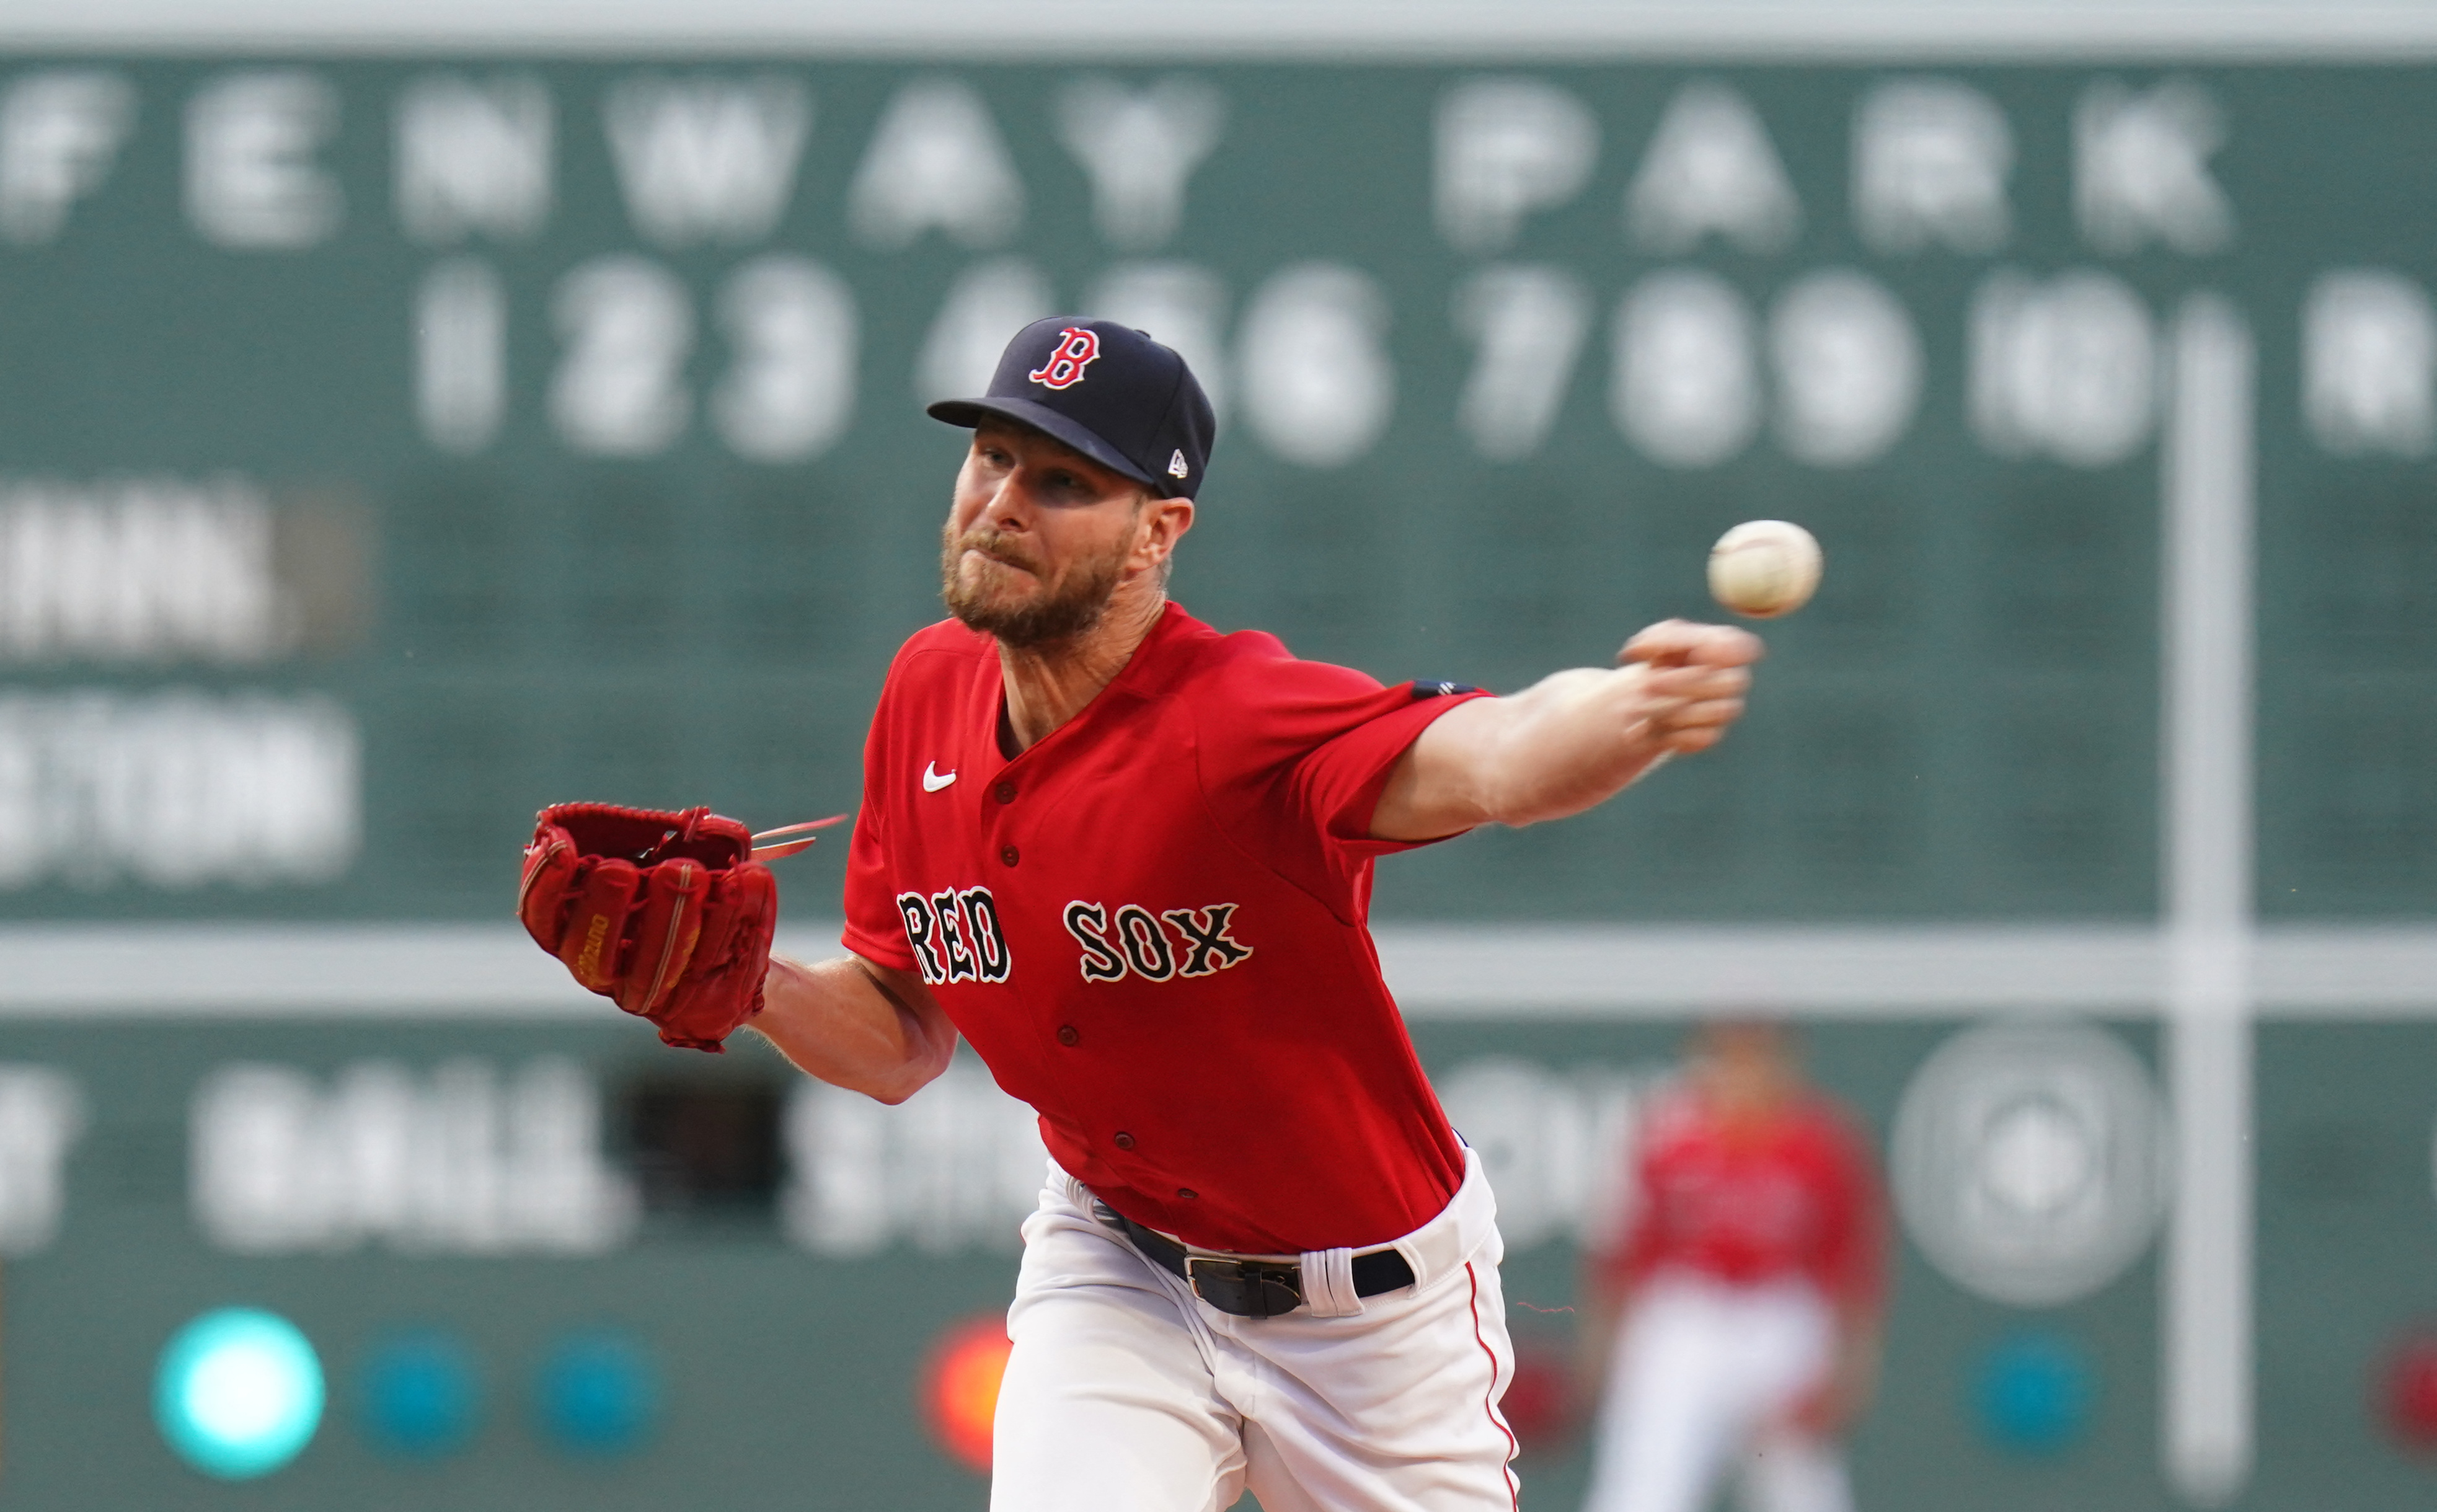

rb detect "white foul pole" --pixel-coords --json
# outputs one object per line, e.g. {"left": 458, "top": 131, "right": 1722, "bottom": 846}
{"left": 2161, "top": 293, "right": 2257, "bottom": 1506}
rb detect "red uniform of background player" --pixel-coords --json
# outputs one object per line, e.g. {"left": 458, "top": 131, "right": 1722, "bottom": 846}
{"left": 1578, "top": 1022, "right": 1887, "bottom": 1512}
{"left": 1609, "top": 1071, "right": 1881, "bottom": 1306}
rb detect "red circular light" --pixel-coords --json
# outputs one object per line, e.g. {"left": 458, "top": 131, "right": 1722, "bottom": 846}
{"left": 2379, "top": 1332, "right": 2437, "bottom": 1451}
{"left": 921, "top": 1315, "right": 1013, "bottom": 1473}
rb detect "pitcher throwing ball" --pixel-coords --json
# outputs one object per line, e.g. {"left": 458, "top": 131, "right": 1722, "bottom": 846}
{"left": 530, "top": 317, "right": 1763, "bottom": 1510}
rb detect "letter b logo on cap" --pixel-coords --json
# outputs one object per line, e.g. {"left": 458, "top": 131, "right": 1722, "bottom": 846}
{"left": 1028, "top": 327, "right": 1102, "bottom": 391}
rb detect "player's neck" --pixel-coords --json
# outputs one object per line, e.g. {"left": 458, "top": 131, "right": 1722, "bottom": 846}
{"left": 995, "top": 581, "right": 1168, "bottom": 754}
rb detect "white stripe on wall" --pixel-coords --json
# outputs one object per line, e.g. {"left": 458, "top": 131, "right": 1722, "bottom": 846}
{"left": 0, "top": 921, "right": 2426, "bottom": 1019}
{"left": 6, "top": 0, "right": 2437, "bottom": 58}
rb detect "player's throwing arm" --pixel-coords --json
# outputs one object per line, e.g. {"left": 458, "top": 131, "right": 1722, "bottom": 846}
{"left": 1374, "top": 519, "right": 1817, "bottom": 842}
{"left": 1371, "top": 621, "right": 1761, "bottom": 840}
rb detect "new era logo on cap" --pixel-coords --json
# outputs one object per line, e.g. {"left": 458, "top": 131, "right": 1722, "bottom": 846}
{"left": 926, "top": 317, "right": 1217, "bottom": 500}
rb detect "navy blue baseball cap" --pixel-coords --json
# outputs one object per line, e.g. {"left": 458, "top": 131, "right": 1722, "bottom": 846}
{"left": 927, "top": 317, "right": 1216, "bottom": 500}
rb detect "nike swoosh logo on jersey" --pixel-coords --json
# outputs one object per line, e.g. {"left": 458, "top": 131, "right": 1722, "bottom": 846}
{"left": 922, "top": 762, "right": 957, "bottom": 792}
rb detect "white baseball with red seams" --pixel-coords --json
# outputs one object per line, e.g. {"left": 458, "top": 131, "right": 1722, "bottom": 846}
{"left": 1706, "top": 520, "right": 1823, "bottom": 619}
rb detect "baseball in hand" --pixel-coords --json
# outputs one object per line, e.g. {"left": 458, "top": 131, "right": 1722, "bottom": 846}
{"left": 1707, "top": 520, "right": 1823, "bottom": 619}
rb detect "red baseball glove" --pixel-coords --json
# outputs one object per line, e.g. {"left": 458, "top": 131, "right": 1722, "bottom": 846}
{"left": 516, "top": 803, "right": 839, "bottom": 1052}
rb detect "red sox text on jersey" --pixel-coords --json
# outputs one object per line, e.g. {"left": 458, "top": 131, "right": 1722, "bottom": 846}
{"left": 891, "top": 887, "right": 1257, "bottom": 986}
{"left": 1063, "top": 900, "right": 1252, "bottom": 982}
{"left": 843, "top": 603, "right": 1488, "bottom": 1255}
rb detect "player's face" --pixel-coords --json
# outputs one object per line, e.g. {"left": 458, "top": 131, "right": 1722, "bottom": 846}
{"left": 1696, "top": 1021, "right": 1798, "bottom": 1120}
{"left": 941, "top": 424, "right": 1158, "bottom": 647}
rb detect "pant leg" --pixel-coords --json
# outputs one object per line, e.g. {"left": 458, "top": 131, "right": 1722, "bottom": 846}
{"left": 1736, "top": 1433, "right": 1853, "bottom": 1512}
{"left": 1579, "top": 1280, "right": 1740, "bottom": 1512}
{"left": 1726, "top": 1285, "right": 1848, "bottom": 1512}
{"left": 990, "top": 1178, "right": 1247, "bottom": 1512}
{"left": 1221, "top": 1244, "right": 1521, "bottom": 1512}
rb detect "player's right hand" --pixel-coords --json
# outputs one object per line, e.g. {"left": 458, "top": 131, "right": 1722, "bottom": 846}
{"left": 1618, "top": 619, "right": 1763, "bottom": 754}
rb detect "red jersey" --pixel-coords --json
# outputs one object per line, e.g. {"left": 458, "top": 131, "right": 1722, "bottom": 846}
{"left": 1601, "top": 1087, "right": 1883, "bottom": 1309}
{"left": 841, "top": 602, "right": 1487, "bottom": 1255}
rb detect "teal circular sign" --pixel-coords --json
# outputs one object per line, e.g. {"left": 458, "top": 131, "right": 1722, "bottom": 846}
{"left": 535, "top": 1330, "right": 659, "bottom": 1457}
{"left": 1975, "top": 1332, "right": 2094, "bottom": 1455}
{"left": 154, "top": 1308, "right": 324, "bottom": 1479}
{"left": 360, "top": 1330, "right": 481, "bottom": 1457}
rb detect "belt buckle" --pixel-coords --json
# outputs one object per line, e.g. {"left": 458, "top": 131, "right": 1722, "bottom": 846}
{"left": 1185, "top": 1256, "right": 1304, "bottom": 1319}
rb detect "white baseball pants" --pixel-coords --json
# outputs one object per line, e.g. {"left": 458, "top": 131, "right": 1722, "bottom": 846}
{"left": 1579, "top": 1273, "right": 1852, "bottom": 1512}
{"left": 990, "top": 1150, "right": 1519, "bottom": 1512}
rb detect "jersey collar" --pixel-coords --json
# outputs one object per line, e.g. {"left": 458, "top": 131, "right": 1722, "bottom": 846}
{"left": 981, "top": 599, "right": 1204, "bottom": 774}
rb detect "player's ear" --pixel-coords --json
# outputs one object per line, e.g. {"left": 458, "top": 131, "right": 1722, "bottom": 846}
{"left": 1134, "top": 490, "right": 1193, "bottom": 570}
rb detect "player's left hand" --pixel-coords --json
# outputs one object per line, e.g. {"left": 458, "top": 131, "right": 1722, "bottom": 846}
{"left": 1617, "top": 619, "right": 1764, "bottom": 755}
{"left": 1783, "top": 1374, "right": 1847, "bottom": 1436}
{"left": 518, "top": 803, "right": 796, "bottom": 1053}
{"left": 1781, "top": 1329, "right": 1880, "bottom": 1435}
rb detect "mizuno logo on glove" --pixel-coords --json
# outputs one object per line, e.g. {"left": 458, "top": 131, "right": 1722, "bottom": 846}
{"left": 517, "top": 803, "right": 837, "bottom": 1053}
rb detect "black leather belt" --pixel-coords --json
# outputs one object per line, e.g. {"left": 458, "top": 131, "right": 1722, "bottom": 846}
{"left": 1094, "top": 1202, "right": 1416, "bottom": 1319}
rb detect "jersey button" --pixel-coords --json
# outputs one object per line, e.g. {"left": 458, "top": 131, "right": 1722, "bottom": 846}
{"left": 999, "top": 844, "right": 1020, "bottom": 866}
{"left": 1176, "top": 1187, "right": 1198, "bottom": 1200}
{"left": 994, "top": 781, "right": 1016, "bottom": 803}
{"left": 1112, "top": 1131, "right": 1136, "bottom": 1151}
{"left": 1056, "top": 1024, "right": 1080, "bottom": 1047}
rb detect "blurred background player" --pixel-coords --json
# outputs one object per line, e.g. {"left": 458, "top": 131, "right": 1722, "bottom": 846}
{"left": 1577, "top": 1021, "right": 1886, "bottom": 1512}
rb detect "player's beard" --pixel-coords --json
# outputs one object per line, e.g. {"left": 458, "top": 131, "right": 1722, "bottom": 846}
{"left": 940, "top": 524, "right": 1130, "bottom": 648}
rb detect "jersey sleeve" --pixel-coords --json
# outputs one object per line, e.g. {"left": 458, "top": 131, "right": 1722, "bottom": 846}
{"left": 1587, "top": 1157, "right": 1651, "bottom": 1296}
{"left": 1190, "top": 653, "right": 1491, "bottom": 917}
{"left": 839, "top": 688, "right": 918, "bottom": 972}
{"left": 1601, "top": 1110, "right": 1678, "bottom": 1293}
{"left": 1813, "top": 1105, "right": 1889, "bottom": 1312}
{"left": 1293, "top": 682, "right": 1496, "bottom": 858}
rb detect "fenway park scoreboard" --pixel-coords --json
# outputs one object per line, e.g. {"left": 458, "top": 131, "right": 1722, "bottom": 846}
{"left": 0, "top": 29, "right": 2433, "bottom": 1512}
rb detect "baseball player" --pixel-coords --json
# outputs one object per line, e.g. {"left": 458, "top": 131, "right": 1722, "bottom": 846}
{"left": 1577, "top": 1022, "right": 1885, "bottom": 1512}
{"left": 522, "top": 317, "right": 1763, "bottom": 1511}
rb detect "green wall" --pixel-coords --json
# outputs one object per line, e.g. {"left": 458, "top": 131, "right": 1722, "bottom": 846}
{"left": 2, "top": 55, "right": 2434, "bottom": 1511}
